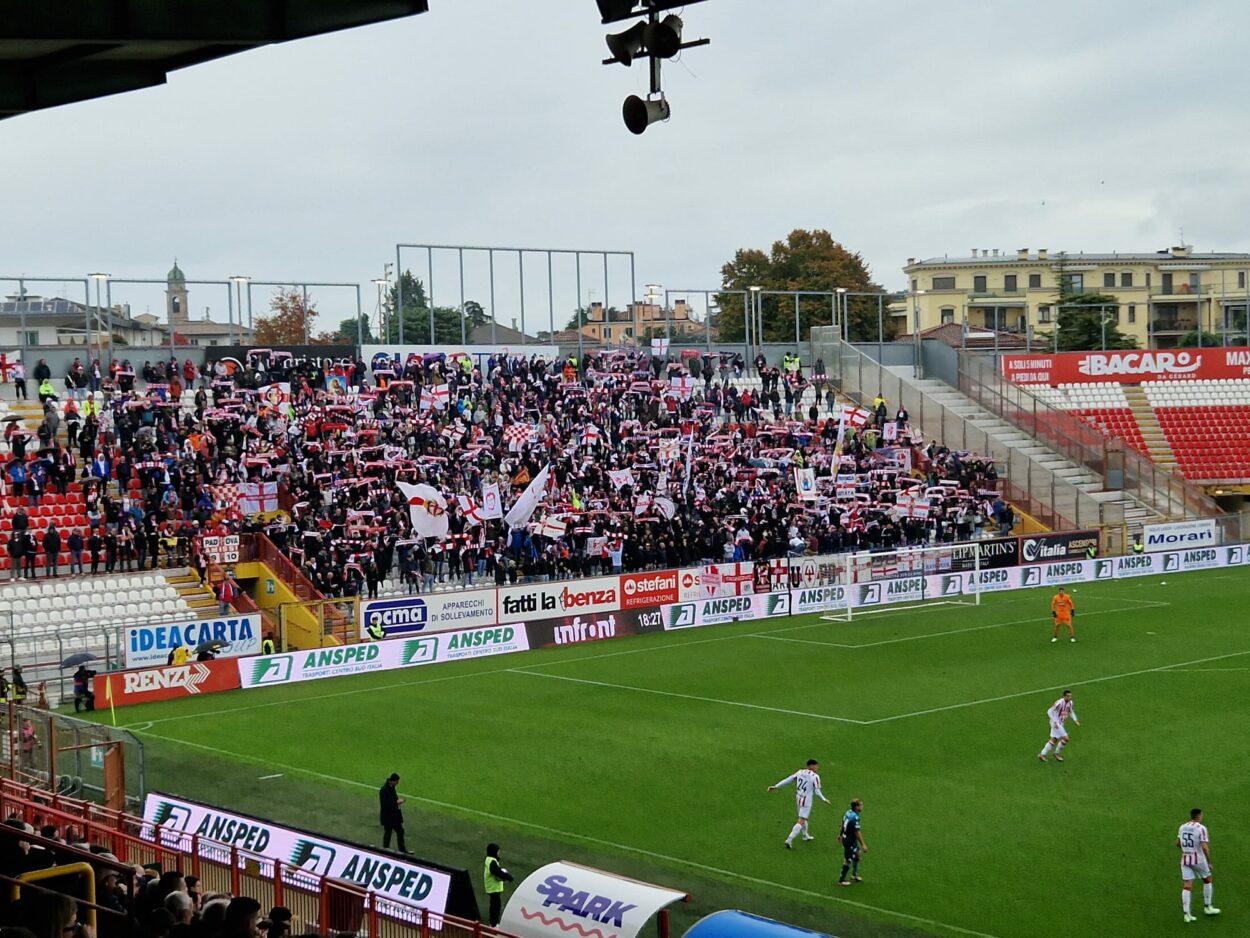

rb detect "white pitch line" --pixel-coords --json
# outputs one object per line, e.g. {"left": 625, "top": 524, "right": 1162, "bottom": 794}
{"left": 135, "top": 730, "right": 1001, "bottom": 938}
{"left": 755, "top": 603, "right": 1169, "bottom": 650}
{"left": 866, "top": 649, "right": 1250, "bottom": 725}
{"left": 258, "top": 773, "right": 284, "bottom": 780}
{"left": 508, "top": 668, "right": 868, "bottom": 724}
{"left": 1157, "top": 667, "right": 1250, "bottom": 673}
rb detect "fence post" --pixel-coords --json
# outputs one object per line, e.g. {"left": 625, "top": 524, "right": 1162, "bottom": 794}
{"left": 273, "top": 859, "right": 283, "bottom": 907}
{"left": 421, "top": 906, "right": 430, "bottom": 938}
{"left": 230, "top": 845, "right": 240, "bottom": 897}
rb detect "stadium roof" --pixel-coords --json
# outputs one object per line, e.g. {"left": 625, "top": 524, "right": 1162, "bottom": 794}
{"left": 0, "top": 1, "right": 430, "bottom": 120}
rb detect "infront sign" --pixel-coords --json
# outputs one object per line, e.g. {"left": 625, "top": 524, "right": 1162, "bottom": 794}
{"left": 1019, "top": 531, "right": 1099, "bottom": 564}
{"left": 501, "top": 861, "right": 688, "bottom": 938}
{"left": 1002, "top": 347, "right": 1250, "bottom": 384}
{"left": 525, "top": 611, "right": 639, "bottom": 648}
{"left": 1142, "top": 519, "right": 1217, "bottom": 552}
{"left": 498, "top": 577, "right": 620, "bottom": 624}
{"left": 95, "top": 660, "right": 240, "bottom": 707}
{"left": 142, "top": 793, "right": 453, "bottom": 917}
{"left": 124, "top": 614, "right": 262, "bottom": 668}
{"left": 239, "top": 625, "right": 529, "bottom": 689}
{"left": 359, "top": 589, "right": 498, "bottom": 639}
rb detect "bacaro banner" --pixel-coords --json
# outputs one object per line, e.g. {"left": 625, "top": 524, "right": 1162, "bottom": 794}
{"left": 1002, "top": 347, "right": 1250, "bottom": 385}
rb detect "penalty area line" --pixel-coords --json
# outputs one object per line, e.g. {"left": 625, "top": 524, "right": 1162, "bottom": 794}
{"left": 134, "top": 730, "right": 1002, "bottom": 938}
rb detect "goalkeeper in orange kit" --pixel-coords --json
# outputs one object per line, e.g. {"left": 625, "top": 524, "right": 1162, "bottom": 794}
{"left": 1051, "top": 587, "right": 1075, "bottom": 643}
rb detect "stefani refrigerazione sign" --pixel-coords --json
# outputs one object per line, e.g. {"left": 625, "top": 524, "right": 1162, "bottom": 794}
{"left": 239, "top": 625, "right": 529, "bottom": 688}
{"left": 359, "top": 588, "right": 498, "bottom": 640}
{"left": 124, "top": 614, "right": 262, "bottom": 668}
{"left": 1142, "top": 519, "right": 1217, "bottom": 553}
{"left": 142, "top": 794, "right": 452, "bottom": 916}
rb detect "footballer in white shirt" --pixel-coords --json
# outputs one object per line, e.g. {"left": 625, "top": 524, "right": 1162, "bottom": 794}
{"left": 1177, "top": 808, "right": 1220, "bottom": 923}
{"left": 767, "top": 758, "right": 830, "bottom": 848}
{"left": 1038, "top": 689, "right": 1080, "bottom": 762}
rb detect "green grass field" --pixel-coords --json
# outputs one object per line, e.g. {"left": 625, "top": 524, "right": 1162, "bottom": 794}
{"left": 113, "top": 567, "right": 1249, "bottom": 938}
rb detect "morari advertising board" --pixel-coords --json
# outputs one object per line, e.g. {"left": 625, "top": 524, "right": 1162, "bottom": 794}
{"left": 359, "top": 588, "right": 498, "bottom": 640}
{"left": 1142, "top": 519, "right": 1217, "bottom": 553}
{"left": 143, "top": 793, "right": 453, "bottom": 918}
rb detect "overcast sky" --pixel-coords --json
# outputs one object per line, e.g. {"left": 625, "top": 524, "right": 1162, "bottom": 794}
{"left": 3, "top": 0, "right": 1249, "bottom": 330}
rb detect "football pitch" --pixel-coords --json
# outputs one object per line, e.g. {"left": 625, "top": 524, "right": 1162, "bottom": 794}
{"left": 118, "top": 567, "right": 1249, "bottom": 938}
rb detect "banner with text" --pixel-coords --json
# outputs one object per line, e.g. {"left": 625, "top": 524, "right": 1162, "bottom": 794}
{"left": 124, "top": 614, "right": 262, "bottom": 669}
{"left": 360, "top": 589, "right": 498, "bottom": 640}
{"left": 95, "top": 659, "right": 241, "bottom": 708}
{"left": 1142, "top": 519, "right": 1218, "bottom": 553}
{"left": 1002, "top": 347, "right": 1250, "bottom": 385}
{"left": 498, "top": 577, "right": 621, "bottom": 624}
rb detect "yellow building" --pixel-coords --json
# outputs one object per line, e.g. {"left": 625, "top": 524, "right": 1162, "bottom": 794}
{"left": 579, "top": 299, "right": 712, "bottom": 347}
{"left": 896, "top": 246, "right": 1250, "bottom": 348}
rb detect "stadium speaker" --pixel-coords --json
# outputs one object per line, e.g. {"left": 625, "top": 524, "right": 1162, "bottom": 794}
{"left": 623, "top": 94, "right": 670, "bottom": 134}
{"left": 644, "top": 15, "right": 683, "bottom": 58}
{"left": 605, "top": 20, "right": 648, "bottom": 65}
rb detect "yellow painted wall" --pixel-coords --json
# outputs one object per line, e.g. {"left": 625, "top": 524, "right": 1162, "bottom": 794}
{"left": 234, "top": 561, "right": 339, "bottom": 650}
{"left": 1011, "top": 506, "right": 1050, "bottom": 534}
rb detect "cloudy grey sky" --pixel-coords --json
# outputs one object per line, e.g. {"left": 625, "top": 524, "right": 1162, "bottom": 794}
{"left": 3, "top": 0, "right": 1249, "bottom": 330}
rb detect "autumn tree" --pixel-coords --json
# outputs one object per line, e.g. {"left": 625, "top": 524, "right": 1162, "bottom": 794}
{"left": 717, "top": 229, "right": 888, "bottom": 343}
{"left": 254, "top": 287, "right": 318, "bottom": 345}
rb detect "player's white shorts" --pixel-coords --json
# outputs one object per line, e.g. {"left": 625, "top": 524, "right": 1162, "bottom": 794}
{"left": 796, "top": 800, "right": 812, "bottom": 820}
{"left": 1048, "top": 722, "right": 1068, "bottom": 740}
{"left": 1181, "top": 858, "right": 1212, "bottom": 881}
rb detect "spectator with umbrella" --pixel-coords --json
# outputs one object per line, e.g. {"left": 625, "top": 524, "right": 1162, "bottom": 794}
{"left": 65, "top": 657, "right": 97, "bottom": 712}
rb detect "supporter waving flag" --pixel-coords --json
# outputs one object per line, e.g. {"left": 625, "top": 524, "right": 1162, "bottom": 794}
{"left": 396, "top": 481, "right": 450, "bottom": 540}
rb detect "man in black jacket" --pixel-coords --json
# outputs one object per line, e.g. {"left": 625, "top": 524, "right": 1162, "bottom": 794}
{"left": 378, "top": 772, "right": 410, "bottom": 853}
{"left": 42, "top": 524, "right": 61, "bottom": 578}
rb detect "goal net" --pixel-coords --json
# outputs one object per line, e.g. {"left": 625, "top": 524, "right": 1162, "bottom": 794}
{"left": 817, "top": 541, "right": 984, "bottom": 621}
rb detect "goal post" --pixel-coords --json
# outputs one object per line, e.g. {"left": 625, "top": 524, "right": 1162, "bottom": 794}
{"left": 834, "top": 542, "right": 983, "bottom": 621}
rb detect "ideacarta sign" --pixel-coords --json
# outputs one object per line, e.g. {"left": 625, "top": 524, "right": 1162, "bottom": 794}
{"left": 142, "top": 793, "right": 453, "bottom": 917}
{"left": 498, "top": 577, "right": 620, "bottom": 624}
{"left": 500, "top": 861, "right": 689, "bottom": 938}
{"left": 619, "top": 571, "right": 679, "bottom": 609}
{"left": 239, "top": 625, "right": 529, "bottom": 688}
{"left": 94, "top": 659, "right": 240, "bottom": 707}
{"left": 1142, "top": 519, "right": 1218, "bottom": 553}
{"left": 124, "top": 614, "right": 262, "bottom": 668}
{"left": 1002, "top": 347, "right": 1250, "bottom": 385}
{"left": 359, "top": 588, "right": 498, "bottom": 639}
{"left": 1019, "top": 531, "right": 1099, "bottom": 564}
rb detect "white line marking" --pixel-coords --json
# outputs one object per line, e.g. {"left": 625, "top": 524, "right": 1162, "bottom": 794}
{"left": 258, "top": 773, "right": 284, "bottom": 780}
{"left": 508, "top": 668, "right": 868, "bottom": 724}
{"left": 1157, "top": 667, "right": 1250, "bottom": 673}
{"left": 866, "top": 649, "right": 1250, "bottom": 725}
{"left": 756, "top": 603, "right": 1168, "bottom": 650}
{"left": 135, "top": 730, "right": 1001, "bottom": 938}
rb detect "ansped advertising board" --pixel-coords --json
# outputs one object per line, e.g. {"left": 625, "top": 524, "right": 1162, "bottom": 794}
{"left": 359, "top": 588, "right": 498, "bottom": 639}
{"left": 660, "top": 592, "right": 791, "bottom": 630}
{"left": 124, "top": 613, "right": 262, "bottom": 668}
{"left": 95, "top": 659, "right": 241, "bottom": 707}
{"left": 239, "top": 623, "right": 529, "bottom": 689}
{"left": 142, "top": 793, "right": 457, "bottom": 919}
{"left": 1001, "top": 347, "right": 1250, "bottom": 384}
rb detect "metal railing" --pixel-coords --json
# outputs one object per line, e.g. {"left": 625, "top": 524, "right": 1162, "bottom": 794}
{"left": 955, "top": 352, "right": 1230, "bottom": 532}
{"left": 0, "top": 780, "right": 516, "bottom": 938}
{"left": 823, "top": 333, "right": 1109, "bottom": 531}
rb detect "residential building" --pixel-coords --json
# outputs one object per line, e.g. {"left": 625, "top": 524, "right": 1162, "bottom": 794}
{"left": 896, "top": 247, "right": 1250, "bottom": 348}
{"left": 0, "top": 295, "right": 167, "bottom": 347}
{"left": 579, "top": 299, "right": 714, "bottom": 347}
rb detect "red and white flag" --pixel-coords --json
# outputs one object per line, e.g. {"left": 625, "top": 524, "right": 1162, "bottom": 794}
{"left": 456, "top": 494, "right": 483, "bottom": 527}
{"left": 581, "top": 425, "right": 602, "bottom": 447}
{"left": 504, "top": 423, "right": 533, "bottom": 452}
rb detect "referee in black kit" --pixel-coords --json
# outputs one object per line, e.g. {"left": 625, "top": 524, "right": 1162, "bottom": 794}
{"left": 379, "top": 772, "right": 411, "bottom": 853}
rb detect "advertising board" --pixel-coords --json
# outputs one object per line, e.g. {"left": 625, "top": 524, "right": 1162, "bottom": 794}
{"left": 975, "top": 537, "right": 1022, "bottom": 569}
{"left": 498, "top": 577, "right": 620, "bottom": 624}
{"left": 525, "top": 610, "right": 639, "bottom": 648}
{"left": 124, "top": 613, "right": 262, "bottom": 669}
{"left": 938, "top": 567, "right": 1023, "bottom": 596}
{"left": 1092, "top": 554, "right": 1160, "bottom": 580}
{"left": 677, "top": 567, "right": 702, "bottom": 602}
{"left": 1019, "top": 531, "right": 1099, "bottom": 564}
{"left": 698, "top": 562, "right": 757, "bottom": 598}
{"left": 95, "top": 659, "right": 241, "bottom": 707}
{"left": 239, "top": 625, "right": 529, "bottom": 689}
{"left": 1142, "top": 519, "right": 1218, "bottom": 553}
{"left": 142, "top": 793, "right": 454, "bottom": 918}
{"left": 359, "top": 589, "right": 498, "bottom": 639}
{"left": 1001, "top": 347, "right": 1250, "bottom": 385}
{"left": 790, "top": 585, "right": 850, "bottom": 614}
{"left": 619, "top": 570, "right": 679, "bottom": 609}
{"left": 787, "top": 555, "right": 846, "bottom": 590}
{"left": 659, "top": 592, "right": 790, "bottom": 630}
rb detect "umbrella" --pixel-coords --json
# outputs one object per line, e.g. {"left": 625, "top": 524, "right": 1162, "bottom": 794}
{"left": 60, "top": 652, "right": 97, "bottom": 669}
{"left": 194, "top": 640, "right": 229, "bottom": 655}
{"left": 2, "top": 415, "right": 22, "bottom": 423}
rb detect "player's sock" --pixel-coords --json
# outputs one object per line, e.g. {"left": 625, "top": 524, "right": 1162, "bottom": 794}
{"left": 852, "top": 859, "right": 860, "bottom": 876}
{"left": 785, "top": 823, "right": 802, "bottom": 845}
{"left": 1055, "top": 741, "right": 1066, "bottom": 755}
{"left": 838, "top": 864, "right": 850, "bottom": 883}
{"left": 1040, "top": 742, "right": 1054, "bottom": 757}
{"left": 1203, "top": 883, "right": 1213, "bottom": 907}
{"left": 1182, "top": 890, "right": 1191, "bottom": 915}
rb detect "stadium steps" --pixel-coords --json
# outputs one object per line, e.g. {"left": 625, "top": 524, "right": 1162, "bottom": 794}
{"left": 1124, "top": 385, "right": 1177, "bottom": 468}
{"left": 167, "top": 572, "right": 219, "bottom": 613}
{"left": 905, "top": 377, "right": 1164, "bottom": 530}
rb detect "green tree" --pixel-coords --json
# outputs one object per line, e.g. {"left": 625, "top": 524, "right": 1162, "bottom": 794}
{"left": 332, "top": 316, "right": 374, "bottom": 344}
{"left": 716, "top": 229, "right": 887, "bottom": 343}
{"left": 565, "top": 307, "right": 591, "bottom": 330}
{"left": 1047, "top": 293, "right": 1137, "bottom": 351}
{"left": 381, "top": 270, "right": 488, "bottom": 343}
{"left": 1175, "top": 329, "right": 1223, "bottom": 348}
